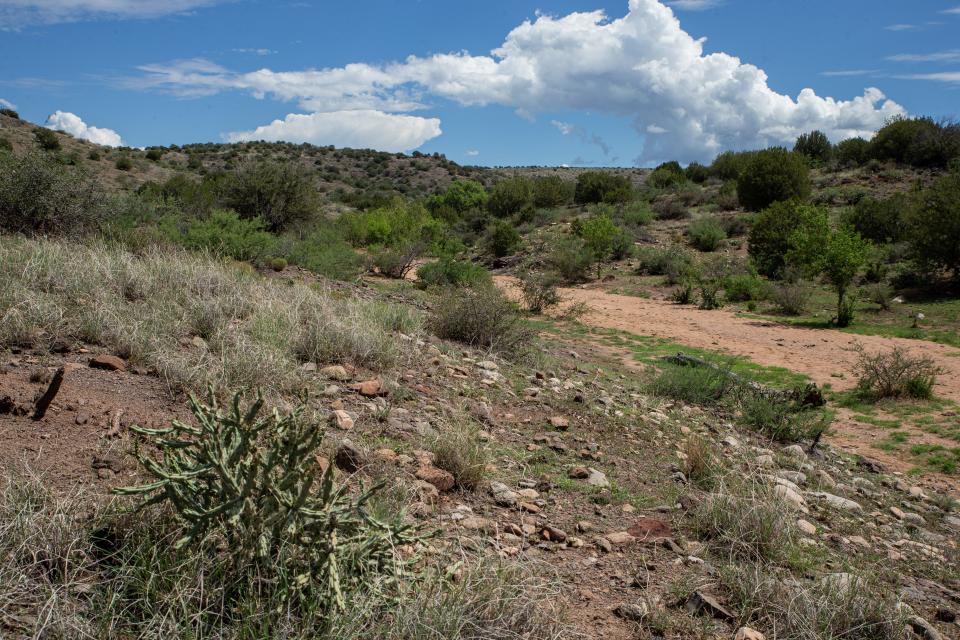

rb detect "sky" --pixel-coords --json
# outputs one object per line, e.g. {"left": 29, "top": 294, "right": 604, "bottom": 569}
{"left": 1, "top": 0, "right": 958, "bottom": 166}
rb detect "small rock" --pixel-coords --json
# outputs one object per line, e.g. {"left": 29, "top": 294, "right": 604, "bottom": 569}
{"left": 416, "top": 465, "right": 455, "bottom": 492}
{"left": 613, "top": 602, "right": 649, "bottom": 622}
{"left": 907, "top": 615, "right": 943, "bottom": 640}
{"left": 735, "top": 627, "right": 766, "bottom": 640}
{"left": 350, "top": 379, "right": 384, "bottom": 397}
{"left": 542, "top": 526, "right": 567, "bottom": 543}
{"left": 774, "top": 484, "right": 807, "bottom": 510}
{"left": 685, "top": 591, "right": 734, "bottom": 621}
{"left": 797, "top": 519, "right": 817, "bottom": 535}
{"left": 460, "top": 516, "right": 496, "bottom": 533}
{"left": 334, "top": 442, "right": 365, "bottom": 472}
{"left": 586, "top": 468, "right": 610, "bottom": 488}
{"left": 604, "top": 531, "right": 635, "bottom": 546}
{"left": 782, "top": 444, "right": 806, "bottom": 458}
{"left": 74, "top": 412, "right": 90, "bottom": 425}
{"left": 549, "top": 416, "right": 570, "bottom": 430}
{"left": 320, "top": 365, "right": 350, "bottom": 380}
{"left": 330, "top": 409, "right": 354, "bottom": 430}
{"left": 477, "top": 360, "right": 498, "bottom": 371}
{"left": 89, "top": 354, "right": 126, "bottom": 372}
{"left": 568, "top": 466, "right": 589, "bottom": 479}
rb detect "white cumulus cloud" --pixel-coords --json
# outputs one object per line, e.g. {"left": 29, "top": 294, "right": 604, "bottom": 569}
{"left": 225, "top": 109, "right": 441, "bottom": 152}
{"left": 132, "top": 0, "right": 905, "bottom": 163}
{"left": 0, "top": 0, "right": 228, "bottom": 29}
{"left": 46, "top": 111, "right": 124, "bottom": 146}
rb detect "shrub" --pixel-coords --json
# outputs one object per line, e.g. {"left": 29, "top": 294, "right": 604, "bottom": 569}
{"left": 635, "top": 245, "right": 697, "bottom": 284}
{"left": 870, "top": 116, "right": 959, "bottom": 168}
{"left": 222, "top": 160, "right": 317, "bottom": 231}
{"left": 270, "top": 257, "right": 287, "bottom": 271}
{"left": 430, "top": 422, "right": 488, "bottom": 490}
{"left": 546, "top": 235, "right": 592, "bottom": 283}
{"left": 772, "top": 277, "right": 814, "bottom": 315}
{"left": 482, "top": 219, "right": 522, "bottom": 257}
{"left": 687, "top": 217, "right": 727, "bottom": 252}
{"left": 738, "top": 393, "right": 829, "bottom": 443}
{"left": 0, "top": 137, "right": 11, "bottom": 152}
{"left": 145, "top": 148, "right": 164, "bottom": 162}
{"left": 835, "top": 136, "right": 870, "bottom": 167}
{"left": 416, "top": 258, "right": 490, "bottom": 289}
{"left": 518, "top": 270, "right": 562, "bottom": 314}
{"left": 737, "top": 148, "right": 811, "bottom": 211}
{"left": 286, "top": 225, "right": 364, "bottom": 281}
{"left": 710, "top": 150, "right": 756, "bottom": 181}
{"left": 841, "top": 193, "right": 910, "bottom": 244}
{"left": 574, "top": 171, "right": 633, "bottom": 204}
{"left": 0, "top": 107, "right": 19, "bottom": 119}
{"left": 685, "top": 162, "right": 710, "bottom": 183}
{"left": 116, "top": 389, "right": 418, "bottom": 614}
{"left": 647, "top": 164, "right": 687, "bottom": 189}
{"left": 671, "top": 280, "right": 695, "bottom": 304}
{"left": 487, "top": 176, "right": 533, "bottom": 217}
{"left": 682, "top": 436, "right": 720, "bottom": 489}
{"left": 115, "top": 155, "right": 132, "bottom": 171}
{"left": 698, "top": 280, "right": 724, "bottom": 309}
{"left": 652, "top": 198, "right": 689, "bottom": 220}
{"left": 426, "top": 179, "right": 487, "bottom": 219}
{"left": 371, "top": 243, "right": 422, "bottom": 279}
{"left": 819, "top": 227, "right": 869, "bottom": 327}
{"left": 0, "top": 151, "right": 106, "bottom": 236}
{"left": 175, "top": 209, "right": 277, "bottom": 262}
{"left": 33, "top": 128, "right": 61, "bottom": 151}
{"left": 747, "top": 201, "right": 828, "bottom": 278}
{"left": 724, "top": 274, "right": 768, "bottom": 302}
{"left": 854, "top": 345, "right": 942, "bottom": 401}
{"left": 617, "top": 200, "right": 654, "bottom": 228}
{"left": 647, "top": 360, "right": 734, "bottom": 406}
{"left": 427, "top": 285, "right": 533, "bottom": 356}
{"left": 904, "top": 171, "right": 960, "bottom": 279}
{"left": 793, "top": 130, "right": 833, "bottom": 164}
{"left": 861, "top": 282, "right": 893, "bottom": 310}
{"left": 532, "top": 175, "right": 573, "bottom": 207}
{"left": 87, "top": 149, "right": 101, "bottom": 161}
{"left": 577, "top": 214, "right": 628, "bottom": 278}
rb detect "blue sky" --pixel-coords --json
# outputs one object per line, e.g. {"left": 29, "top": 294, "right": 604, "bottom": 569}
{"left": 1, "top": 0, "right": 958, "bottom": 166}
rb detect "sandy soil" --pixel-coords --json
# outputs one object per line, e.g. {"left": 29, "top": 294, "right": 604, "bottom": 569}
{"left": 498, "top": 276, "right": 960, "bottom": 481}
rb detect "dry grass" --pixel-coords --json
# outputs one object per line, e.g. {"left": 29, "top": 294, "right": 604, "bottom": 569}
{"left": 0, "top": 236, "right": 420, "bottom": 397}
{"left": 430, "top": 420, "right": 490, "bottom": 491}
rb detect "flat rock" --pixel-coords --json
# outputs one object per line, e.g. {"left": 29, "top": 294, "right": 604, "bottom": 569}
{"left": 735, "top": 627, "right": 766, "bottom": 640}
{"left": 416, "top": 465, "right": 455, "bottom": 492}
{"left": 330, "top": 409, "right": 354, "bottom": 430}
{"left": 350, "top": 379, "right": 385, "bottom": 397}
{"left": 685, "top": 591, "right": 734, "bottom": 621}
{"left": 89, "top": 354, "right": 126, "bottom": 372}
{"left": 320, "top": 365, "right": 350, "bottom": 381}
{"left": 613, "top": 602, "right": 649, "bottom": 622}
{"left": 626, "top": 517, "right": 672, "bottom": 543}
{"left": 586, "top": 468, "right": 610, "bottom": 488}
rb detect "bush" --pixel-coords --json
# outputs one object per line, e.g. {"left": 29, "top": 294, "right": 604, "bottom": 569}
{"left": 861, "top": 282, "right": 893, "bottom": 310}
{"left": 518, "top": 270, "right": 561, "bottom": 314}
{"left": 0, "top": 137, "right": 11, "bottom": 152}
{"left": 651, "top": 198, "right": 689, "bottom": 220}
{"left": 617, "top": 200, "right": 654, "bottom": 228}
{"left": 687, "top": 217, "right": 727, "bottom": 252}
{"left": 416, "top": 257, "right": 490, "bottom": 289}
{"left": 174, "top": 209, "right": 277, "bottom": 262}
{"left": 286, "top": 225, "right": 364, "bottom": 281}
{"left": 145, "top": 148, "right": 164, "bottom": 162}
{"left": 671, "top": 281, "right": 695, "bottom": 304}
{"left": 270, "top": 257, "right": 287, "bottom": 271}
{"left": 819, "top": 227, "right": 869, "bottom": 327}
{"left": 370, "top": 243, "right": 422, "bottom": 279}
{"left": 747, "top": 201, "right": 828, "bottom": 278}
{"left": 870, "top": 116, "right": 959, "bottom": 168}
{"left": 487, "top": 176, "right": 533, "bottom": 217}
{"left": 0, "top": 107, "right": 19, "bottom": 119}
{"left": 685, "top": 162, "right": 710, "bottom": 183}
{"left": 835, "top": 137, "right": 870, "bottom": 166}
{"left": 647, "top": 163, "right": 687, "bottom": 189}
{"left": 576, "top": 214, "right": 629, "bottom": 278}
{"left": 427, "top": 285, "right": 533, "bottom": 356}
{"left": 0, "top": 151, "right": 106, "bottom": 236}
{"left": 724, "top": 274, "right": 769, "bottom": 302}
{"left": 772, "top": 277, "right": 814, "bottom": 315}
{"left": 426, "top": 179, "right": 487, "bottom": 219}
{"left": 647, "top": 360, "right": 734, "bottom": 406}
{"left": 116, "top": 389, "right": 417, "bottom": 615}
{"left": 854, "top": 345, "right": 942, "bottom": 401}
{"left": 430, "top": 423, "right": 488, "bottom": 490}
{"left": 904, "top": 171, "right": 960, "bottom": 278}
{"left": 115, "top": 155, "right": 132, "bottom": 171}
{"left": 841, "top": 193, "right": 910, "bottom": 244}
{"left": 546, "top": 235, "right": 592, "bottom": 283}
{"left": 222, "top": 160, "right": 318, "bottom": 231}
{"left": 738, "top": 393, "right": 829, "bottom": 443}
{"left": 532, "top": 175, "right": 573, "bottom": 207}
{"left": 482, "top": 219, "right": 522, "bottom": 257}
{"left": 33, "top": 128, "right": 61, "bottom": 151}
{"left": 793, "top": 130, "right": 832, "bottom": 164}
{"left": 737, "top": 148, "right": 811, "bottom": 211}
{"left": 635, "top": 245, "right": 697, "bottom": 284}
{"left": 87, "top": 149, "right": 101, "bottom": 161}
{"left": 710, "top": 150, "right": 756, "bottom": 181}
{"left": 574, "top": 171, "right": 632, "bottom": 204}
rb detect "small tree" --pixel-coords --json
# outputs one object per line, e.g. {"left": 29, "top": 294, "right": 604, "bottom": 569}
{"left": 487, "top": 176, "right": 533, "bottom": 217}
{"left": 574, "top": 171, "right": 633, "bottom": 205}
{"left": 579, "top": 214, "right": 620, "bottom": 279}
{"left": 482, "top": 219, "right": 522, "bottom": 257}
{"left": 794, "top": 130, "right": 833, "bottom": 164}
{"left": 818, "top": 227, "right": 869, "bottom": 327}
{"left": 222, "top": 160, "right": 318, "bottom": 231}
{"left": 747, "top": 201, "right": 829, "bottom": 278}
{"left": 835, "top": 137, "right": 870, "bottom": 167}
{"left": 532, "top": 176, "right": 573, "bottom": 207}
{"left": 33, "top": 128, "right": 61, "bottom": 151}
{"left": 737, "top": 148, "right": 811, "bottom": 211}
{"left": 905, "top": 171, "right": 960, "bottom": 279}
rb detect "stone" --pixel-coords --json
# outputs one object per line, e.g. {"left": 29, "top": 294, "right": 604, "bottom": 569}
{"left": 460, "top": 516, "right": 496, "bottom": 533}
{"left": 613, "top": 602, "right": 649, "bottom": 622}
{"left": 626, "top": 518, "right": 672, "bottom": 543}
{"left": 320, "top": 365, "right": 350, "bottom": 381}
{"left": 542, "top": 525, "right": 567, "bottom": 543}
{"left": 350, "top": 379, "right": 384, "bottom": 397}
{"left": 782, "top": 444, "right": 806, "bottom": 458}
{"left": 797, "top": 519, "right": 817, "bottom": 535}
{"left": 809, "top": 492, "right": 862, "bottom": 512}
{"left": 774, "top": 484, "right": 807, "bottom": 510}
{"left": 735, "top": 627, "right": 766, "bottom": 640}
{"left": 334, "top": 442, "right": 364, "bottom": 473}
{"left": 604, "top": 531, "right": 635, "bottom": 546}
{"left": 907, "top": 615, "right": 943, "bottom": 640}
{"left": 568, "top": 466, "right": 589, "bottom": 479}
{"left": 89, "top": 354, "right": 126, "bottom": 372}
{"left": 586, "top": 468, "right": 610, "bottom": 488}
{"left": 778, "top": 471, "right": 807, "bottom": 485}
{"left": 595, "top": 537, "right": 613, "bottom": 553}
{"left": 414, "top": 480, "right": 439, "bottom": 503}
{"left": 489, "top": 481, "right": 519, "bottom": 507}
{"left": 549, "top": 416, "right": 570, "bottom": 430}
{"left": 416, "top": 465, "right": 455, "bottom": 492}
{"left": 74, "top": 412, "right": 90, "bottom": 425}
{"left": 685, "top": 591, "right": 734, "bottom": 621}
{"left": 477, "top": 360, "right": 498, "bottom": 371}
{"left": 330, "top": 409, "right": 354, "bottom": 430}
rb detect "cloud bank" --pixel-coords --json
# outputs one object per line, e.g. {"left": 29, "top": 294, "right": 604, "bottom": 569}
{"left": 134, "top": 0, "right": 905, "bottom": 162}
{"left": 46, "top": 111, "right": 124, "bottom": 146}
{"left": 0, "top": 0, "right": 227, "bottom": 29}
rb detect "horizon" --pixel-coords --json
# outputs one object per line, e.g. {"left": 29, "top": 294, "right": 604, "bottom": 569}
{"left": 2, "top": 0, "right": 959, "bottom": 167}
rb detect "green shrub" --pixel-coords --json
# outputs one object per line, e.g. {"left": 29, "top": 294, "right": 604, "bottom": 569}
{"left": 687, "top": 217, "right": 727, "bottom": 252}
{"left": 771, "top": 277, "right": 814, "bottom": 315}
{"left": 723, "top": 274, "right": 769, "bottom": 302}
{"left": 835, "top": 137, "right": 870, "bottom": 166}
{"left": 861, "top": 282, "right": 893, "bottom": 310}
{"left": 370, "top": 243, "right": 422, "bottom": 279}
{"left": 718, "top": 213, "right": 749, "bottom": 237}
{"left": 635, "top": 245, "right": 697, "bottom": 284}
{"left": 737, "top": 148, "right": 811, "bottom": 211}
{"left": 574, "top": 171, "right": 633, "bottom": 204}
{"left": 115, "top": 155, "right": 133, "bottom": 171}
{"left": 173, "top": 209, "right": 277, "bottom": 262}
{"left": 145, "top": 148, "right": 164, "bottom": 162}
{"left": 698, "top": 279, "right": 724, "bottom": 309}
{"left": 904, "top": 171, "right": 960, "bottom": 278}
{"left": 647, "top": 164, "right": 687, "bottom": 189}
{"left": 819, "top": 227, "right": 869, "bottom": 327}
{"left": 430, "top": 422, "right": 488, "bottom": 490}
{"left": 652, "top": 199, "right": 689, "bottom": 220}
{"left": 482, "top": 219, "right": 522, "bottom": 257}
{"left": 617, "top": 200, "right": 654, "bottom": 228}
{"left": 33, "top": 128, "right": 61, "bottom": 151}
{"left": 738, "top": 393, "right": 829, "bottom": 443}
{"left": 0, "top": 137, "right": 11, "bottom": 152}
{"left": 0, "top": 107, "right": 19, "bottom": 119}
{"left": 286, "top": 225, "right": 364, "bottom": 281}
{"left": 841, "top": 194, "right": 909, "bottom": 244}
{"left": 793, "top": 130, "right": 833, "bottom": 164}
{"left": 576, "top": 213, "right": 628, "bottom": 278}
{"left": 532, "top": 175, "right": 573, "bottom": 207}
{"left": 270, "top": 257, "right": 287, "bottom": 271}
{"left": 426, "top": 179, "right": 488, "bottom": 220}
{"left": 487, "top": 176, "right": 533, "bottom": 217}
{"left": 710, "top": 150, "right": 756, "bottom": 181}
{"left": 685, "top": 162, "right": 710, "bottom": 183}
{"left": 747, "top": 201, "right": 828, "bottom": 278}
{"left": 116, "top": 389, "right": 418, "bottom": 615}
{"left": 854, "top": 345, "right": 942, "bottom": 401}
{"left": 222, "top": 160, "right": 318, "bottom": 231}
{"left": 87, "top": 149, "right": 101, "bottom": 161}
{"left": 647, "top": 360, "right": 734, "bottom": 406}
{"left": 416, "top": 258, "right": 490, "bottom": 289}
{"left": 546, "top": 235, "right": 592, "bottom": 283}
{"left": 870, "top": 116, "right": 959, "bottom": 168}
{"left": 671, "top": 281, "right": 695, "bottom": 305}
{"left": 518, "top": 270, "right": 562, "bottom": 314}
{"left": 427, "top": 285, "right": 533, "bottom": 356}
{"left": 0, "top": 151, "right": 106, "bottom": 236}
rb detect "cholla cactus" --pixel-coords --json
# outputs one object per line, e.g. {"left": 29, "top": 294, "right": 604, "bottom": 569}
{"left": 115, "top": 388, "right": 417, "bottom": 611}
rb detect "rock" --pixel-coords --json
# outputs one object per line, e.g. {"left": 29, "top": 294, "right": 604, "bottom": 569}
{"left": 413, "top": 480, "right": 439, "bottom": 503}
{"left": 542, "top": 525, "right": 567, "bottom": 543}
{"left": 613, "top": 602, "right": 649, "bottom": 622}
{"left": 489, "top": 481, "right": 519, "bottom": 507}
{"left": 890, "top": 506, "right": 906, "bottom": 520}
{"left": 334, "top": 442, "right": 365, "bottom": 472}
{"left": 191, "top": 335, "right": 207, "bottom": 349}
{"left": 810, "top": 492, "right": 862, "bottom": 512}
{"left": 775, "top": 484, "right": 807, "bottom": 510}
{"left": 907, "top": 615, "right": 943, "bottom": 640}
{"left": 797, "top": 519, "right": 817, "bottom": 535}
{"left": 778, "top": 471, "right": 807, "bottom": 485}
{"left": 374, "top": 448, "right": 398, "bottom": 462}
{"left": 626, "top": 518, "right": 672, "bottom": 543}
{"left": 549, "top": 416, "right": 570, "bottom": 430}
{"left": 735, "top": 627, "right": 766, "bottom": 640}
{"left": 89, "top": 354, "right": 126, "bottom": 372}
{"left": 755, "top": 454, "right": 775, "bottom": 468}
{"left": 460, "top": 516, "right": 496, "bottom": 533}
{"left": 604, "top": 531, "right": 635, "bottom": 546}
{"left": 330, "top": 409, "right": 354, "bottom": 430}
{"left": 320, "top": 365, "right": 350, "bottom": 381}
{"left": 721, "top": 436, "right": 740, "bottom": 449}
{"left": 74, "top": 412, "right": 90, "bottom": 425}
{"left": 568, "top": 466, "right": 589, "bottom": 479}
{"left": 477, "top": 360, "right": 498, "bottom": 371}
{"left": 586, "top": 468, "right": 610, "bottom": 488}
{"left": 595, "top": 537, "right": 613, "bottom": 553}
{"left": 816, "top": 469, "right": 836, "bottom": 488}
{"left": 782, "top": 444, "right": 806, "bottom": 458}
{"left": 685, "top": 591, "right": 734, "bottom": 621}
{"left": 350, "top": 379, "right": 385, "bottom": 397}
{"left": 416, "top": 465, "right": 455, "bottom": 492}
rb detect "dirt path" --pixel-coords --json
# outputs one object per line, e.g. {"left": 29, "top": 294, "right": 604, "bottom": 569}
{"left": 498, "top": 276, "right": 960, "bottom": 480}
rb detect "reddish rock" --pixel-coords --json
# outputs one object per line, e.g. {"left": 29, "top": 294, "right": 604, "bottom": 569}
{"left": 89, "top": 354, "right": 126, "bottom": 372}
{"left": 549, "top": 416, "right": 570, "bottom": 430}
{"left": 416, "top": 465, "right": 455, "bottom": 492}
{"left": 627, "top": 517, "right": 673, "bottom": 544}
{"left": 350, "top": 379, "right": 384, "bottom": 397}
